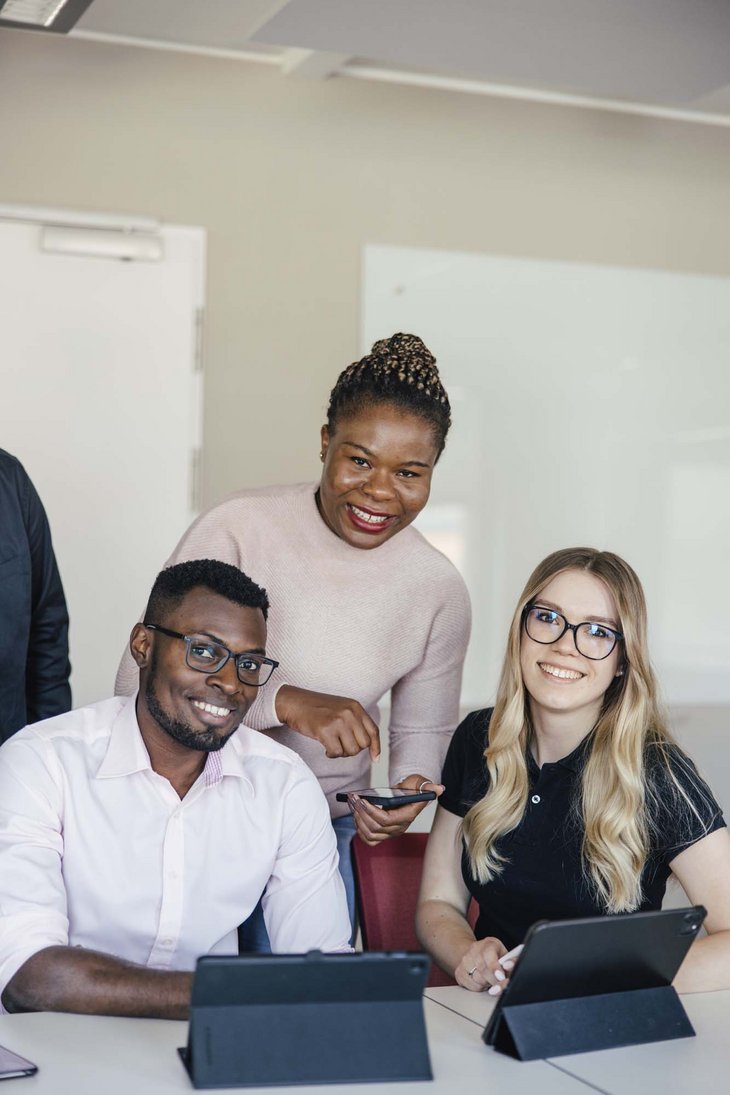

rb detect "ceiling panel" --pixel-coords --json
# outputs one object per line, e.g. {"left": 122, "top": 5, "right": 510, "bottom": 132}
{"left": 68, "top": 0, "right": 730, "bottom": 119}
{"left": 252, "top": 0, "right": 730, "bottom": 106}
{"left": 79, "top": 0, "right": 286, "bottom": 51}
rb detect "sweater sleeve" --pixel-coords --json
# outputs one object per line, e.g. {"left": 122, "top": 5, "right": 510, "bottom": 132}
{"left": 387, "top": 575, "right": 471, "bottom": 786}
{"left": 113, "top": 500, "right": 286, "bottom": 727}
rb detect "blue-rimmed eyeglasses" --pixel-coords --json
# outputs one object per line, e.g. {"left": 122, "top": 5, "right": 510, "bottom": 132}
{"left": 145, "top": 624, "right": 279, "bottom": 686}
{"left": 523, "top": 605, "right": 623, "bottom": 661}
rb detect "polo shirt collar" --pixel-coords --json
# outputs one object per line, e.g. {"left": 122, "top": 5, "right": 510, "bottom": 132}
{"left": 526, "top": 729, "right": 594, "bottom": 776}
{"left": 557, "top": 732, "right": 593, "bottom": 772}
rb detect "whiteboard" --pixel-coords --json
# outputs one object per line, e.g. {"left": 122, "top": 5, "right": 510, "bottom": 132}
{"left": 363, "top": 245, "right": 730, "bottom": 708}
{"left": 0, "top": 217, "right": 205, "bottom": 707}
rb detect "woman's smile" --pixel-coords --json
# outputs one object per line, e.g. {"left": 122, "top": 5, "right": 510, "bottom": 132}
{"left": 537, "top": 662, "right": 585, "bottom": 681}
{"left": 345, "top": 502, "right": 398, "bottom": 533}
{"left": 317, "top": 403, "right": 438, "bottom": 550}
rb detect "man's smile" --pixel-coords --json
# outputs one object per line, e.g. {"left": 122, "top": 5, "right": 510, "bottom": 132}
{"left": 190, "top": 697, "right": 237, "bottom": 722}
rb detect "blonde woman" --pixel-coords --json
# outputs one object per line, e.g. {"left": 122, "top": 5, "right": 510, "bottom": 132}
{"left": 416, "top": 548, "right": 730, "bottom": 995}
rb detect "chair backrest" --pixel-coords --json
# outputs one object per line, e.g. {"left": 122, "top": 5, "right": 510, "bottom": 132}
{"left": 351, "top": 832, "right": 474, "bottom": 988}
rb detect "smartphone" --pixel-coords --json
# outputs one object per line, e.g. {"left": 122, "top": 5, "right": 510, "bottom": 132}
{"left": 335, "top": 787, "right": 437, "bottom": 810}
{"left": 0, "top": 1044, "right": 37, "bottom": 1080}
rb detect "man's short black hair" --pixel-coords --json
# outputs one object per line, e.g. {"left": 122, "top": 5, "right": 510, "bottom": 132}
{"left": 143, "top": 559, "right": 269, "bottom": 625}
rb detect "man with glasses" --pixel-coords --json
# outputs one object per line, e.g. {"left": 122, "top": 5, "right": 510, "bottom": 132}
{"left": 0, "top": 559, "right": 350, "bottom": 1019}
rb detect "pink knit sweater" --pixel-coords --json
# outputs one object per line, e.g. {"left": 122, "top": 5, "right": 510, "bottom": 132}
{"left": 116, "top": 482, "right": 471, "bottom": 817}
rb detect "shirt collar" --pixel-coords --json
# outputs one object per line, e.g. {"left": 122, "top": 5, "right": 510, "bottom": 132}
{"left": 218, "top": 728, "right": 256, "bottom": 792}
{"left": 96, "top": 695, "right": 153, "bottom": 779}
{"left": 96, "top": 695, "right": 253, "bottom": 790}
{"left": 526, "top": 730, "right": 594, "bottom": 776}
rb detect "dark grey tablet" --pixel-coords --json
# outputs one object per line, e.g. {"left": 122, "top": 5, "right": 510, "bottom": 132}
{"left": 484, "top": 906, "right": 706, "bottom": 1060}
{"left": 180, "top": 950, "right": 433, "bottom": 1088}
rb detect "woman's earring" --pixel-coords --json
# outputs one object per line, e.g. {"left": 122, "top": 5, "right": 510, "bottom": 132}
{"left": 615, "top": 668, "right": 624, "bottom": 678}
{"left": 319, "top": 450, "right": 325, "bottom": 461}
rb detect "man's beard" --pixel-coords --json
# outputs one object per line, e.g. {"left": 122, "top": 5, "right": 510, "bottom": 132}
{"left": 144, "top": 661, "right": 238, "bottom": 753}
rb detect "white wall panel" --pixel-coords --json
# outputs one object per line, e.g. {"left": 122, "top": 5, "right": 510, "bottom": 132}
{"left": 364, "top": 244, "right": 730, "bottom": 709}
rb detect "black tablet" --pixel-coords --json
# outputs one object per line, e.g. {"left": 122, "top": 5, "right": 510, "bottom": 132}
{"left": 484, "top": 905, "right": 706, "bottom": 1059}
{"left": 180, "top": 950, "right": 432, "bottom": 1088}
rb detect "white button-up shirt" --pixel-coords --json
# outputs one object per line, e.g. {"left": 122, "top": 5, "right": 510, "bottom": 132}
{"left": 0, "top": 696, "right": 351, "bottom": 1007}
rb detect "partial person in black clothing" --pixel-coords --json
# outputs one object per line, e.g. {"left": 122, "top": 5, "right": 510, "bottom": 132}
{"left": 417, "top": 547, "right": 730, "bottom": 996}
{"left": 0, "top": 450, "right": 71, "bottom": 741}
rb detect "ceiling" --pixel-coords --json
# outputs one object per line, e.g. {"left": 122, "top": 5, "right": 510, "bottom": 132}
{"left": 61, "top": 0, "right": 730, "bottom": 123}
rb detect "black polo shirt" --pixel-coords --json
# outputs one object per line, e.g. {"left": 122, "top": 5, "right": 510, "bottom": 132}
{"left": 440, "top": 708, "right": 725, "bottom": 951}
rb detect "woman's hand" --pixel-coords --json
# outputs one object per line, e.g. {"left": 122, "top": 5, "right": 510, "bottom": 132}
{"left": 454, "top": 937, "right": 510, "bottom": 993}
{"left": 275, "top": 686, "right": 380, "bottom": 760}
{"left": 349, "top": 775, "right": 443, "bottom": 845}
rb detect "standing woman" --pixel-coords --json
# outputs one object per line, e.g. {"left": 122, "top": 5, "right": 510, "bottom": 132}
{"left": 417, "top": 548, "right": 730, "bottom": 994}
{"left": 116, "top": 333, "right": 471, "bottom": 933}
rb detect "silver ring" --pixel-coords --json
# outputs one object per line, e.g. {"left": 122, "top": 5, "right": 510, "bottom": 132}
{"left": 418, "top": 779, "right": 433, "bottom": 793}
{"left": 467, "top": 966, "right": 478, "bottom": 978}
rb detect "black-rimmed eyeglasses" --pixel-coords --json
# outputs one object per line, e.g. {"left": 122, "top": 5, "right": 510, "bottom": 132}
{"left": 145, "top": 624, "right": 279, "bottom": 686}
{"left": 523, "top": 606, "right": 624, "bottom": 661}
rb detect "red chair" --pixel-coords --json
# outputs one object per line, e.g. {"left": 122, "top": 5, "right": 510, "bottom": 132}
{"left": 351, "top": 832, "right": 477, "bottom": 988}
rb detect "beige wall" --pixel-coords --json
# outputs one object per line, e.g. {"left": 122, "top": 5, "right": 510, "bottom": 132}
{"left": 1, "top": 28, "right": 730, "bottom": 506}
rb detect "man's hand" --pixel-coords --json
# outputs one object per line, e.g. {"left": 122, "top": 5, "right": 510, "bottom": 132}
{"left": 275, "top": 686, "right": 380, "bottom": 761}
{"left": 349, "top": 774, "right": 443, "bottom": 845}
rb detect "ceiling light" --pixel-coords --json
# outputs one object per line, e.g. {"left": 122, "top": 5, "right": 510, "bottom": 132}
{"left": 0, "top": 0, "right": 93, "bottom": 32}
{"left": 1, "top": 1, "right": 66, "bottom": 25}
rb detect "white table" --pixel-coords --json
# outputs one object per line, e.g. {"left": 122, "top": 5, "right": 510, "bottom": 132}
{"left": 0, "top": 998, "right": 589, "bottom": 1095}
{"left": 425, "top": 984, "right": 730, "bottom": 1094}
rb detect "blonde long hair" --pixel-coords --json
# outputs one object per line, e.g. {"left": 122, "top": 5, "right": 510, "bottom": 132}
{"left": 462, "top": 548, "right": 700, "bottom": 913}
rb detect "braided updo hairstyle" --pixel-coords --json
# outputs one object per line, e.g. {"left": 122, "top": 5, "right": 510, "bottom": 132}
{"left": 326, "top": 333, "right": 451, "bottom": 458}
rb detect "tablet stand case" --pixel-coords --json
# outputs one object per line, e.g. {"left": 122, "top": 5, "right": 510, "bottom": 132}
{"left": 483, "top": 907, "right": 704, "bottom": 1062}
{"left": 488, "top": 984, "right": 693, "bottom": 1060}
{"left": 180, "top": 950, "right": 433, "bottom": 1088}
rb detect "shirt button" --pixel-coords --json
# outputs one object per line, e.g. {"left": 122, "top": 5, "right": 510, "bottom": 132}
{"left": 531, "top": 794, "right": 541, "bottom": 804}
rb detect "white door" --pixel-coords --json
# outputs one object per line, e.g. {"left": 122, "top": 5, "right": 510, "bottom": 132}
{"left": 0, "top": 212, "right": 205, "bottom": 706}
